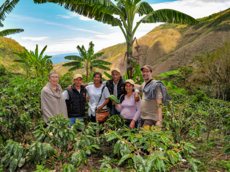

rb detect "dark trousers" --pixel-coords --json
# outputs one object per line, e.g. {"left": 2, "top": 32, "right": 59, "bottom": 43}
{"left": 110, "top": 105, "right": 120, "bottom": 116}
{"left": 126, "top": 119, "right": 138, "bottom": 129}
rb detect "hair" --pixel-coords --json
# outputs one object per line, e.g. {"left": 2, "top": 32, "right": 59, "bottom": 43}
{"left": 49, "top": 70, "right": 59, "bottom": 78}
{"left": 119, "top": 83, "right": 134, "bottom": 104}
{"left": 93, "top": 72, "right": 102, "bottom": 84}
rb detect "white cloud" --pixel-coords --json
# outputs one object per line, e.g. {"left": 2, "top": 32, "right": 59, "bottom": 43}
{"left": 21, "top": 37, "right": 49, "bottom": 41}
{"left": 150, "top": 0, "right": 230, "bottom": 19}
{"left": 58, "top": 12, "right": 94, "bottom": 21}
{"left": 10, "top": 14, "right": 101, "bottom": 34}
{"left": 57, "top": 15, "right": 71, "bottom": 19}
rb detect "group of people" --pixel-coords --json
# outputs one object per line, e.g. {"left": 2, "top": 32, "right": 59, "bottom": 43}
{"left": 41, "top": 65, "right": 168, "bottom": 129}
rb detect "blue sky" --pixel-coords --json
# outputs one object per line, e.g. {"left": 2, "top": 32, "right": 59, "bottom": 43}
{"left": 2, "top": 0, "right": 230, "bottom": 55}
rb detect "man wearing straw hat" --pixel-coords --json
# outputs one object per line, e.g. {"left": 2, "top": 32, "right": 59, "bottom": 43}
{"left": 134, "top": 65, "right": 169, "bottom": 127}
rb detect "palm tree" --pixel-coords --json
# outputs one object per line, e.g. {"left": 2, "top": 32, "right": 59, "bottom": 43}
{"left": 0, "top": 0, "right": 24, "bottom": 37}
{"left": 63, "top": 41, "right": 111, "bottom": 81}
{"left": 14, "top": 45, "right": 52, "bottom": 77}
{"left": 34, "top": 0, "right": 198, "bottom": 78}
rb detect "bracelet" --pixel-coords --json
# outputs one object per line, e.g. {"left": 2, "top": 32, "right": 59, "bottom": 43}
{"left": 157, "top": 120, "right": 162, "bottom": 122}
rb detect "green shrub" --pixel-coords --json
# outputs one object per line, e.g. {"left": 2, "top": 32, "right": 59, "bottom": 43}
{"left": 192, "top": 90, "right": 210, "bottom": 103}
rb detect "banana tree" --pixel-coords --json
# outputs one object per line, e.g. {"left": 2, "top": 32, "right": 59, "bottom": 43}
{"left": 14, "top": 45, "right": 52, "bottom": 77}
{"left": 34, "top": 0, "right": 198, "bottom": 78}
{"left": 0, "top": 0, "right": 24, "bottom": 37}
{"left": 63, "top": 41, "right": 111, "bottom": 81}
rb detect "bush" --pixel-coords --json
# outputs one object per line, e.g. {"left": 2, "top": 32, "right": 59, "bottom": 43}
{"left": 192, "top": 90, "right": 210, "bottom": 103}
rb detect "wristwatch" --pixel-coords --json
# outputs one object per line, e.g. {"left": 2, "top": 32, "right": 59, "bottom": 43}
{"left": 157, "top": 120, "right": 162, "bottom": 122}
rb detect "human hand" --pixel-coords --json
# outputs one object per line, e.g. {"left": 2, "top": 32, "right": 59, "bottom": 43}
{"left": 112, "top": 101, "right": 118, "bottom": 107}
{"left": 129, "top": 120, "right": 136, "bottom": 129}
{"left": 67, "top": 85, "right": 72, "bottom": 89}
{"left": 156, "top": 121, "right": 162, "bottom": 126}
{"left": 86, "top": 97, "right": 90, "bottom": 101}
{"left": 134, "top": 92, "right": 140, "bottom": 102}
{"left": 96, "top": 106, "right": 103, "bottom": 113}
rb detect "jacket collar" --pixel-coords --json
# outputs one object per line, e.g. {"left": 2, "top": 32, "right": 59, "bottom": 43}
{"left": 71, "top": 84, "right": 85, "bottom": 92}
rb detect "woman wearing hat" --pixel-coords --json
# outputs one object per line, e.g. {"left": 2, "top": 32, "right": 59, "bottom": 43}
{"left": 112, "top": 79, "right": 141, "bottom": 129}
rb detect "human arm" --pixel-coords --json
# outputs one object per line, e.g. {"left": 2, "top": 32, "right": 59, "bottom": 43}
{"left": 156, "top": 98, "right": 163, "bottom": 126}
{"left": 155, "top": 86, "right": 163, "bottom": 126}
{"left": 134, "top": 84, "right": 141, "bottom": 92}
{"left": 113, "top": 101, "right": 122, "bottom": 112}
{"left": 96, "top": 87, "right": 110, "bottom": 113}
{"left": 86, "top": 91, "right": 90, "bottom": 101}
{"left": 83, "top": 82, "right": 94, "bottom": 87}
{"left": 96, "top": 98, "right": 110, "bottom": 113}
{"left": 130, "top": 99, "right": 141, "bottom": 129}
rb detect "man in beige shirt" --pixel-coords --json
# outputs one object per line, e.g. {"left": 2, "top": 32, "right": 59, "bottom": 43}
{"left": 135, "top": 65, "right": 163, "bottom": 127}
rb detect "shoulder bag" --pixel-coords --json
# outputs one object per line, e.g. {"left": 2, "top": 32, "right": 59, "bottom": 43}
{"left": 95, "top": 86, "right": 110, "bottom": 122}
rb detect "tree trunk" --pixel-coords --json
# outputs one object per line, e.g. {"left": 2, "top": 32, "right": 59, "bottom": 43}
{"left": 126, "top": 31, "right": 133, "bottom": 79}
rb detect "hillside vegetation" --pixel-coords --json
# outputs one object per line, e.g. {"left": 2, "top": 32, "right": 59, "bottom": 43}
{"left": 53, "top": 8, "right": 230, "bottom": 76}
{"left": 0, "top": 37, "right": 24, "bottom": 73}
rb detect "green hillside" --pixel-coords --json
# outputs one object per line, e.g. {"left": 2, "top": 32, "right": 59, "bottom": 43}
{"left": 0, "top": 37, "right": 24, "bottom": 73}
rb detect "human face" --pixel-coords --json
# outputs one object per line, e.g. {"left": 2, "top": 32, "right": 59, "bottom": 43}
{"left": 93, "top": 74, "right": 101, "bottom": 84}
{"left": 49, "top": 73, "right": 59, "bottom": 85}
{"left": 73, "top": 77, "right": 83, "bottom": 87}
{"left": 112, "top": 71, "right": 121, "bottom": 83}
{"left": 125, "top": 83, "right": 134, "bottom": 94}
{"left": 141, "top": 68, "right": 152, "bottom": 81}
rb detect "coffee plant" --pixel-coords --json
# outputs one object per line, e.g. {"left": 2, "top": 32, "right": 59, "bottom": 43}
{"left": 1, "top": 73, "right": 230, "bottom": 171}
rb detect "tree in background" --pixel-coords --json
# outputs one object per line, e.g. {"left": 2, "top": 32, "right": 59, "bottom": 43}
{"left": 0, "top": 0, "right": 24, "bottom": 37}
{"left": 177, "top": 65, "right": 195, "bottom": 87}
{"left": 195, "top": 42, "right": 230, "bottom": 100}
{"left": 34, "top": 0, "right": 198, "bottom": 78}
{"left": 14, "top": 45, "right": 52, "bottom": 78}
{"left": 63, "top": 41, "right": 111, "bottom": 81}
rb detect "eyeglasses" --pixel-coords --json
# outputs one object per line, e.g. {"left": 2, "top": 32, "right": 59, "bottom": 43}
{"left": 50, "top": 76, "right": 59, "bottom": 79}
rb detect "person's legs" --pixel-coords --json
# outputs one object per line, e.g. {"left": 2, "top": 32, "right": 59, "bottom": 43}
{"left": 69, "top": 118, "right": 77, "bottom": 126}
{"left": 69, "top": 117, "right": 84, "bottom": 127}
{"left": 76, "top": 117, "right": 84, "bottom": 123}
{"left": 91, "top": 115, "right": 96, "bottom": 122}
{"left": 126, "top": 119, "right": 138, "bottom": 129}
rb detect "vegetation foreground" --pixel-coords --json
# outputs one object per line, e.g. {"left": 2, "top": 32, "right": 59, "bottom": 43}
{"left": 0, "top": 67, "right": 229, "bottom": 172}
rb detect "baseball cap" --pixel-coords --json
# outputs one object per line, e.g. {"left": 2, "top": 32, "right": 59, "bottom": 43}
{"left": 111, "top": 68, "right": 121, "bottom": 74}
{"left": 125, "top": 79, "right": 135, "bottom": 86}
{"left": 141, "top": 65, "right": 152, "bottom": 72}
{"left": 73, "top": 74, "right": 83, "bottom": 80}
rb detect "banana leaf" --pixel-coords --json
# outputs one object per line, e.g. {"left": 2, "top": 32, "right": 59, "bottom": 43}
{"left": 104, "top": 71, "right": 112, "bottom": 79}
{"left": 156, "top": 70, "right": 179, "bottom": 78}
{"left": 161, "top": 80, "right": 183, "bottom": 94}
